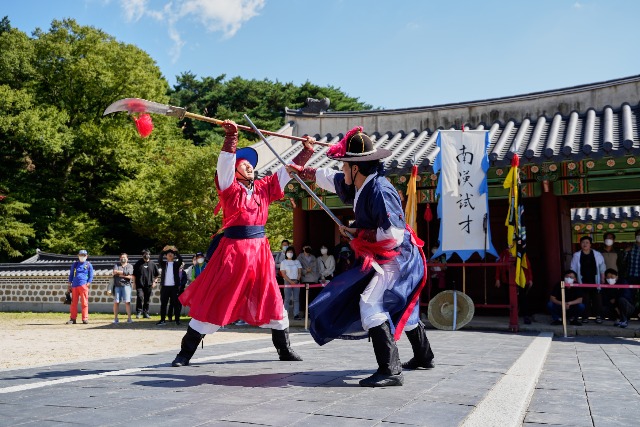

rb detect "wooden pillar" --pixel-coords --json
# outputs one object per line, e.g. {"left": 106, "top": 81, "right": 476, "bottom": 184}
{"left": 540, "top": 188, "right": 562, "bottom": 293}
{"left": 293, "top": 204, "right": 307, "bottom": 255}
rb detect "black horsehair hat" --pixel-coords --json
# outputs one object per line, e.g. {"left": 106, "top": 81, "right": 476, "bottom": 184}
{"left": 326, "top": 126, "right": 391, "bottom": 162}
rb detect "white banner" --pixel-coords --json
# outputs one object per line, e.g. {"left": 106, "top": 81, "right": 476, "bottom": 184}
{"left": 433, "top": 130, "right": 497, "bottom": 261}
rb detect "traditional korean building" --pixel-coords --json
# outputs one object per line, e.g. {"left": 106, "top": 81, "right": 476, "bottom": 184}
{"left": 253, "top": 75, "right": 640, "bottom": 313}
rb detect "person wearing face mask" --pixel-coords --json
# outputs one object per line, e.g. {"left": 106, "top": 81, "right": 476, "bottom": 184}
{"left": 133, "top": 249, "right": 160, "bottom": 319}
{"left": 273, "top": 239, "right": 290, "bottom": 285}
{"left": 173, "top": 120, "right": 315, "bottom": 367}
{"left": 601, "top": 232, "right": 626, "bottom": 278}
{"left": 547, "top": 270, "right": 584, "bottom": 326}
{"left": 287, "top": 127, "right": 434, "bottom": 387}
{"left": 191, "top": 252, "right": 207, "bottom": 281}
{"left": 66, "top": 249, "right": 94, "bottom": 325}
{"left": 601, "top": 268, "right": 635, "bottom": 328}
{"left": 570, "top": 236, "right": 606, "bottom": 324}
{"left": 317, "top": 245, "right": 336, "bottom": 285}
{"left": 112, "top": 253, "right": 134, "bottom": 324}
{"left": 280, "top": 249, "right": 303, "bottom": 319}
{"left": 624, "top": 229, "right": 640, "bottom": 287}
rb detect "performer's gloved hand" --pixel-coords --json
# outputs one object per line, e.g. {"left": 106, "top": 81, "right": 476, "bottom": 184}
{"left": 291, "top": 136, "right": 316, "bottom": 166}
{"left": 286, "top": 164, "right": 317, "bottom": 182}
{"left": 221, "top": 119, "right": 238, "bottom": 153}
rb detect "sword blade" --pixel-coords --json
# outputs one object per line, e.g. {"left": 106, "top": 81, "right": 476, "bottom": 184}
{"left": 103, "top": 98, "right": 186, "bottom": 118}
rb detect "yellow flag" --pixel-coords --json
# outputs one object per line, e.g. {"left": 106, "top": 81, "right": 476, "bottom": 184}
{"left": 503, "top": 155, "right": 528, "bottom": 287}
{"left": 405, "top": 165, "right": 418, "bottom": 231}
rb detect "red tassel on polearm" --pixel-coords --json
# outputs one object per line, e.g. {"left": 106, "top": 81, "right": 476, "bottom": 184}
{"left": 134, "top": 114, "right": 154, "bottom": 138}
{"left": 423, "top": 203, "right": 433, "bottom": 222}
{"left": 349, "top": 236, "right": 400, "bottom": 272}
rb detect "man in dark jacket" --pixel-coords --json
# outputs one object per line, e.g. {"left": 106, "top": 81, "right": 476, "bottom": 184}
{"left": 157, "top": 245, "right": 183, "bottom": 325}
{"left": 133, "top": 250, "right": 160, "bottom": 319}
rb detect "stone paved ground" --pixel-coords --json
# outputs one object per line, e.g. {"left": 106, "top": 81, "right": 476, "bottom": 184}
{"left": 525, "top": 336, "right": 640, "bottom": 427}
{"left": 1, "top": 329, "right": 639, "bottom": 426}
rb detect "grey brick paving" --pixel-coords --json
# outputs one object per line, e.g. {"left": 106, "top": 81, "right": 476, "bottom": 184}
{"left": 2, "top": 329, "right": 639, "bottom": 426}
{"left": 526, "top": 336, "right": 640, "bottom": 427}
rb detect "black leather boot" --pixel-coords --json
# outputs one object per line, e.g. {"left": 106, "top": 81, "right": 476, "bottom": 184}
{"left": 402, "top": 321, "right": 435, "bottom": 370}
{"left": 171, "top": 326, "right": 204, "bottom": 367}
{"left": 359, "top": 322, "right": 404, "bottom": 387}
{"left": 271, "top": 328, "right": 303, "bottom": 361}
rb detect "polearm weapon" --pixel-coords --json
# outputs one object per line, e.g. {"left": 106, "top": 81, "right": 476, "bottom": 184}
{"left": 242, "top": 114, "right": 384, "bottom": 275}
{"left": 103, "top": 98, "right": 332, "bottom": 146}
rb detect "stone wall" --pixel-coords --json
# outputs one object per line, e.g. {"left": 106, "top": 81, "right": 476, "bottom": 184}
{"left": 0, "top": 275, "right": 162, "bottom": 313}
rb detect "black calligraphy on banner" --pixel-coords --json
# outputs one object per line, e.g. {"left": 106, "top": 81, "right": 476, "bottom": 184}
{"left": 456, "top": 145, "right": 475, "bottom": 234}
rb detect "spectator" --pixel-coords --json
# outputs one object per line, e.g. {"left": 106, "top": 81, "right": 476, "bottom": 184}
{"left": 112, "top": 253, "right": 134, "bottom": 324}
{"left": 547, "top": 270, "right": 584, "bottom": 326}
{"left": 601, "top": 268, "right": 635, "bottom": 328}
{"left": 157, "top": 245, "right": 183, "bottom": 326}
{"left": 335, "top": 246, "right": 355, "bottom": 275}
{"left": 333, "top": 235, "right": 351, "bottom": 259}
{"left": 299, "top": 245, "right": 318, "bottom": 317}
{"left": 169, "top": 263, "right": 188, "bottom": 323}
{"left": 191, "top": 252, "right": 207, "bottom": 281}
{"left": 570, "top": 236, "right": 605, "bottom": 324}
{"left": 601, "top": 232, "right": 623, "bottom": 271}
{"left": 495, "top": 244, "right": 534, "bottom": 324}
{"left": 317, "top": 245, "right": 336, "bottom": 284}
{"left": 133, "top": 249, "right": 160, "bottom": 319}
{"left": 66, "top": 249, "right": 94, "bottom": 325}
{"left": 625, "top": 229, "right": 640, "bottom": 286}
{"left": 280, "top": 248, "right": 302, "bottom": 320}
{"left": 274, "top": 239, "right": 290, "bottom": 285}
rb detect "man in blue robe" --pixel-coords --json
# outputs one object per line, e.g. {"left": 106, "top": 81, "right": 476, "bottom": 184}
{"left": 288, "top": 127, "right": 434, "bottom": 387}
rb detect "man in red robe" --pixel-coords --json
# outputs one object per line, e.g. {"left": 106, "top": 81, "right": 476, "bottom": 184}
{"left": 172, "top": 120, "right": 314, "bottom": 367}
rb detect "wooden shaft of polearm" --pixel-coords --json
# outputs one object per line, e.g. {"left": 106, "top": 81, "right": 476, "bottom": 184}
{"left": 183, "top": 112, "right": 332, "bottom": 146}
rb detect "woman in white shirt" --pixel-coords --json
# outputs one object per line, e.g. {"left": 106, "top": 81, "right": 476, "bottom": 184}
{"left": 317, "top": 246, "right": 336, "bottom": 284}
{"left": 280, "top": 249, "right": 302, "bottom": 319}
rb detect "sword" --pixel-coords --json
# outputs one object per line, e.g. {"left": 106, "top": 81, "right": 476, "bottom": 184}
{"left": 103, "top": 98, "right": 332, "bottom": 146}
{"left": 242, "top": 114, "right": 384, "bottom": 274}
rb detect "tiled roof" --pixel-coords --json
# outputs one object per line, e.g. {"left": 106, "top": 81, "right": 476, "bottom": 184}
{"left": 257, "top": 101, "right": 640, "bottom": 177}
{"left": 255, "top": 76, "right": 640, "bottom": 177}
{"left": 571, "top": 206, "right": 640, "bottom": 223}
{"left": 0, "top": 251, "right": 196, "bottom": 277}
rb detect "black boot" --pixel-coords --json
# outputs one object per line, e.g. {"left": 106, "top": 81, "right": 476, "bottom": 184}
{"left": 359, "top": 322, "right": 404, "bottom": 387}
{"left": 171, "top": 326, "right": 204, "bottom": 367}
{"left": 271, "top": 328, "right": 303, "bottom": 361}
{"left": 402, "top": 322, "right": 435, "bottom": 370}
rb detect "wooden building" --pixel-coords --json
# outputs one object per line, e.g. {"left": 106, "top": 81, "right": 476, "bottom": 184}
{"left": 253, "top": 75, "right": 640, "bottom": 313}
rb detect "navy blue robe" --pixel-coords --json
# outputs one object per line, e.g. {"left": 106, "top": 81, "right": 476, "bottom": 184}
{"left": 308, "top": 172, "right": 426, "bottom": 345}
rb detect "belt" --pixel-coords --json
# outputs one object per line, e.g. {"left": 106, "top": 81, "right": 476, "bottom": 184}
{"left": 223, "top": 225, "right": 266, "bottom": 239}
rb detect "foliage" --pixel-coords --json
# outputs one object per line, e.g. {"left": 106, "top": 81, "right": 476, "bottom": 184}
{"left": 265, "top": 201, "right": 294, "bottom": 249}
{"left": 0, "top": 17, "right": 371, "bottom": 260}
{"left": 169, "top": 72, "right": 372, "bottom": 146}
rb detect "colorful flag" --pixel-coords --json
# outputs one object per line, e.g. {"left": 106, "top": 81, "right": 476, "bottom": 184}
{"left": 503, "top": 153, "right": 528, "bottom": 287}
{"left": 405, "top": 165, "right": 419, "bottom": 231}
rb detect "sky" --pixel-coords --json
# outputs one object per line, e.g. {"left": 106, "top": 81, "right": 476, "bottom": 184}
{"left": 3, "top": 0, "right": 640, "bottom": 110}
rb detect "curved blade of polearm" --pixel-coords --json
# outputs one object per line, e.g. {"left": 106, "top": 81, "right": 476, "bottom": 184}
{"left": 103, "top": 98, "right": 332, "bottom": 145}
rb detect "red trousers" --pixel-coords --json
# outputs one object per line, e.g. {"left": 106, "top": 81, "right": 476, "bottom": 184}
{"left": 70, "top": 284, "right": 89, "bottom": 321}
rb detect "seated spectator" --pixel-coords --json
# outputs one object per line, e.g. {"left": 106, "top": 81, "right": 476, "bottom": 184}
{"left": 547, "top": 270, "right": 584, "bottom": 326}
{"left": 602, "top": 268, "right": 635, "bottom": 328}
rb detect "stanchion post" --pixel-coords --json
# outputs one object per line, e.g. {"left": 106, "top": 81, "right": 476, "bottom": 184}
{"left": 304, "top": 284, "right": 309, "bottom": 330}
{"left": 561, "top": 280, "right": 567, "bottom": 338}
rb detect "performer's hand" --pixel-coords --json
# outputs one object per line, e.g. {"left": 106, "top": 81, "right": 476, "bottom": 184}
{"left": 221, "top": 120, "right": 238, "bottom": 135}
{"left": 302, "top": 136, "right": 316, "bottom": 151}
{"left": 286, "top": 164, "right": 303, "bottom": 177}
{"left": 494, "top": 279, "right": 501, "bottom": 288}
{"left": 339, "top": 226, "right": 357, "bottom": 238}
